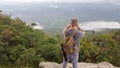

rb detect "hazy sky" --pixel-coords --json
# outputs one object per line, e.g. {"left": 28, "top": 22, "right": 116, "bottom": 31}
{"left": 0, "top": 0, "right": 119, "bottom": 3}
{"left": 0, "top": 0, "right": 103, "bottom": 2}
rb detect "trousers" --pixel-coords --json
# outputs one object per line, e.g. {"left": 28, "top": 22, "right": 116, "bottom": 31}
{"left": 63, "top": 52, "right": 79, "bottom": 68}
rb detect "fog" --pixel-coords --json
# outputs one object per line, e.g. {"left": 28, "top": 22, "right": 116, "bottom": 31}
{"left": 81, "top": 21, "right": 120, "bottom": 31}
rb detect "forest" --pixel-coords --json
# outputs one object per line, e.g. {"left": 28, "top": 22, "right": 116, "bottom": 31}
{"left": 0, "top": 12, "right": 120, "bottom": 68}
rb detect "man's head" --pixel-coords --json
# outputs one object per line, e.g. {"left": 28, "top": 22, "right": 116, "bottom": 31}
{"left": 71, "top": 18, "right": 78, "bottom": 27}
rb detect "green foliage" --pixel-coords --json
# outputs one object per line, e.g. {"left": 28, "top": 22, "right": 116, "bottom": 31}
{"left": 79, "top": 35, "right": 101, "bottom": 63}
{"left": 0, "top": 13, "right": 63, "bottom": 67}
{"left": 79, "top": 31, "right": 120, "bottom": 66}
{"left": 38, "top": 44, "right": 62, "bottom": 63}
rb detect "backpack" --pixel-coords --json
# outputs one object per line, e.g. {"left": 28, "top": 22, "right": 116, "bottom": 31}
{"left": 63, "top": 30, "right": 78, "bottom": 54}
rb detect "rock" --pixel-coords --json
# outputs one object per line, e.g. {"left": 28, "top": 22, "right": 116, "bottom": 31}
{"left": 78, "top": 62, "right": 98, "bottom": 68}
{"left": 39, "top": 62, "right": 62, "bottom": 68}
{"left": 98, "top": 62, "right": 119, "bottom": 68}
{"left": 39, "top": 62, "right": 119, "bottom": 68}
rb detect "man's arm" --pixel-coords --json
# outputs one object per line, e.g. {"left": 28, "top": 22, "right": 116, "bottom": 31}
{"left": 77, "top": 25, "right": 85, "bottom": 36}
{"left": 66, "top": 24, "right": 71, "bottom": 30}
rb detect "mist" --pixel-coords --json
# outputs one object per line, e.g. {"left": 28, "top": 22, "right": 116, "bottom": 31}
{"left": 81, "top": 21, "right": 120, "bottom": 31}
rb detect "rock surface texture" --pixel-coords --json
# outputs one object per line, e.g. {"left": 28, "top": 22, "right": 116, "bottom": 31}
{"left": 39, "top": 62, "right": 119, "bottom": 68}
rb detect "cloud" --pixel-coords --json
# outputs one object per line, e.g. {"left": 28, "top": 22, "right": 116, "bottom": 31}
{"left": 32, "top": 22, "right": 44, "bottom": 30}
{"left": 49, "top": 4, "right": 58, "bottom": 8}
{"left": 1, "top": 0, "right": 120, "bottom": 5}
{"left": 80, "top": 21, "right": 120, "bottom": 31}
{"left": 0, "top": 0, "right": 105, "bottom": 3}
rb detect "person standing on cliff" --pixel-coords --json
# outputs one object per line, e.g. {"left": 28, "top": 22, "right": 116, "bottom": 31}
{"left": 62, "top": 18, "right": 85, "bottom": 68}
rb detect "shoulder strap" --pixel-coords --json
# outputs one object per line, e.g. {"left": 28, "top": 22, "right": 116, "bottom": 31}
{"left": 64, "top": 30, "right": 69, "bottom": 37}
{"left": 70, "top": 30, "right": 76, "bottom": 37}
{"left": 64, "top": 30, "right": 76, "bottom": 37}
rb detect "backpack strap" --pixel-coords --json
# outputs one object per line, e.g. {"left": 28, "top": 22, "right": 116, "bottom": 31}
{"left": 70, "top": 30, "right": 76, "bottom": 37}
{"left": 64, "top": 30, "right": 68, "bottom": 37}
{"left": 64, "top": 30, "right": 76, "bottom": 37}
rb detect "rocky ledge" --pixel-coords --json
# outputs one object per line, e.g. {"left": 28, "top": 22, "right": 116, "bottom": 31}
{"left": 39, "top": 62, "right": 119, "bottom": 68}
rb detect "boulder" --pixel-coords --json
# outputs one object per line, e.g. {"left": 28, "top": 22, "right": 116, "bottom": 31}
{"left": 39, "top": 62, "right": 62, "bottom": 68}
{"left": 39, "top": 62, "right": 119, "bottom": 68}
{"left": 98, "top": 62, "right": 118, "bottom": 68}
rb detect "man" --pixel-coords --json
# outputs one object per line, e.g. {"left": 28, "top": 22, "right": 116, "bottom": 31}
{"left": 63, "top": 18, "right": 85, "bottom": 68}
